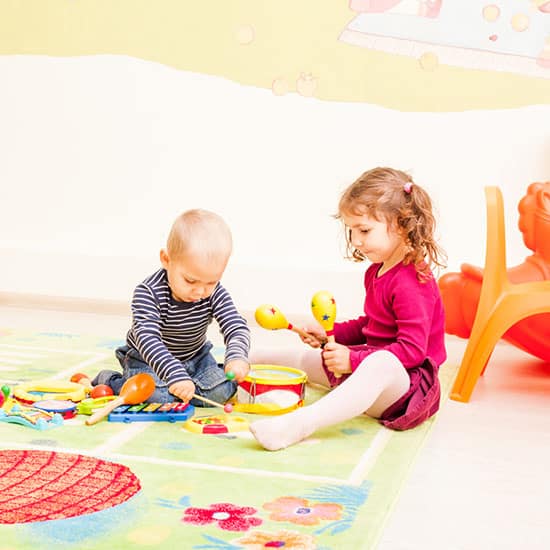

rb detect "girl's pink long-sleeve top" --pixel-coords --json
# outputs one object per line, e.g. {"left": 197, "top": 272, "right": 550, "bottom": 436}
{"left": 333, "top": 261, "right": 447, "bottom": 372}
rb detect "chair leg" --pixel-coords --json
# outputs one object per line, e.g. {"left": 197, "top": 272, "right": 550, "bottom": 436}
{"left": 450, "top": 321, "right": 507, "bottom": 402}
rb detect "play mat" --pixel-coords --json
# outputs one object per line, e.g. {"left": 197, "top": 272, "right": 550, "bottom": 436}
{"left": 0, "top": 328, "right": 457, "bottom": 549}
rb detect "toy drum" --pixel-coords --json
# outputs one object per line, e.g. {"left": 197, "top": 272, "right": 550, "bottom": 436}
{"left": 235, "top": 364, "right": 307, "bottom": 415}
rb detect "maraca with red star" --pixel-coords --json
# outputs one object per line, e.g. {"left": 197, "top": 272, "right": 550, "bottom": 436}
{"left": 255, "top": 304, "right": 310, "bottom": 340}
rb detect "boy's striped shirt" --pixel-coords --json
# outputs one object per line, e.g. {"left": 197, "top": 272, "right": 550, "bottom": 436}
{"left": 127, "top": 268, "right": 250, "bottom": 386}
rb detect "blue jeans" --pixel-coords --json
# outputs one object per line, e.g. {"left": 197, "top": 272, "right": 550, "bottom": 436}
{"left": 92, "top": 342, "right": 237, "bottom": 406}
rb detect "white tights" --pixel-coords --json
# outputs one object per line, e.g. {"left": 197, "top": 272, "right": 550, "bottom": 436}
{"left": 248, "top": 348, "right": 410, "bottom": 451}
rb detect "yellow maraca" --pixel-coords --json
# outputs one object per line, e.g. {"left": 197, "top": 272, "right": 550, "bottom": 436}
{"left": 255, "top": 304, "right": 310, "bottom": 340}
{"left": 311, "top": 290, "right": 341, "bottom": 378}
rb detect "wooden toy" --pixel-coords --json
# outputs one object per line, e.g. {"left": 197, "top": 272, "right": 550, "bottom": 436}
{"left": 183, "top": 413, "right": 249, "bottom": 434}
{"left": 311, "top": 290, "right": 341, "bottom": 378}
{"left": 108, "top": 402, "right": 195, "bottom": 423}
{"left": 86, "top": 373, "right": 156, "bottom": 426}
{"left": 13, "top": 380, "right": 87, "bottom": 404}
{"left": 234, "top": 364, "right": 307, "bottom": 415}
{"left": 0, "top": 399, "right": 63, "bottom": 430}
{"left": 255, "top": 304, "right": 310, "bottom": 339}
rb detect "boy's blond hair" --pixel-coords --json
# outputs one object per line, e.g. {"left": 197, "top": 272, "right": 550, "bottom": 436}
{"left": 166, "top": 209, "right": 232, "bottom": 263}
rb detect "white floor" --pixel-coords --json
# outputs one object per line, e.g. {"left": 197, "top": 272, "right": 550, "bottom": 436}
{"left": 1, "top": 303, "right": 550, "bottom": 550}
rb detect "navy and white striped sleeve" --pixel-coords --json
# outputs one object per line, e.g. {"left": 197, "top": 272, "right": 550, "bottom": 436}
{"left": 211, "top": 285, "right": 250, "bottom": 365}
{"left": 131, "top": 283, "right": 191, "bottom": 385}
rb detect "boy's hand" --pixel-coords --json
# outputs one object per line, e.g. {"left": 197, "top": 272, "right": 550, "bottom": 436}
{"left": 322, "top": 342, "right": 352, "bottom": 376}
{"left": 169, "top": 380, "right": 196, "bottom": 403}
{"left": 300, "top": 323, "right": 328, "bottom": 348}
{"left": 225, "top": 359, "right": 250, "bottom": 383}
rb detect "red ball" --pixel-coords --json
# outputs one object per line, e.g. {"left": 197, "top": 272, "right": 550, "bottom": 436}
{"left": 90, "top": 384, "right": 114, "bottom": 398}
{"left": 223, "top": 403, "right": 233, "bottom": 414}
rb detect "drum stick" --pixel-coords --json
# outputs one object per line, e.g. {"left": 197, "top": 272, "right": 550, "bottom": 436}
{"left": 192, "top": 394, "right": 224, "bottom": 408}
{"left": 193, "top": 394, "right": 233, "bottom": 413}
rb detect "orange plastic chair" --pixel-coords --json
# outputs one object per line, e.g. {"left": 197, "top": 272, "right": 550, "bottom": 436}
{"left": 450, "top": 186, "right": 550, "bottom": 402}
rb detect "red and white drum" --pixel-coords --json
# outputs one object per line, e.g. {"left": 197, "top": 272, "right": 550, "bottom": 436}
{"left": 235, "top": 364, "right": 307, "bottom": 415}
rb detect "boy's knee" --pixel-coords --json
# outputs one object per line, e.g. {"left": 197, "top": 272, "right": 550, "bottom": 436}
{"left": 92, "top": 369, "right": 123, "bottom": 392}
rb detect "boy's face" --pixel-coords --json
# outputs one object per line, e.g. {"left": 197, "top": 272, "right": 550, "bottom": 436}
{"left": 160, "top": 250, "right": 227, "bottom": 302}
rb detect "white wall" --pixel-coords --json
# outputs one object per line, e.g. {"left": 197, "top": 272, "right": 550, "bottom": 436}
{"left": 1, "top": 55, "right": 549, "bottom": 319}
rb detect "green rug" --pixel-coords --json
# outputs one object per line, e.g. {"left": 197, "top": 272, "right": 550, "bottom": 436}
{"left": 0, "top": 328, "right": 457, "bottom": 549}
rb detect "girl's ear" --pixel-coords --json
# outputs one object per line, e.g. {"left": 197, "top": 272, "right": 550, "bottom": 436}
{"left": 160, "top": 249, "right": 170, "bottom": 269}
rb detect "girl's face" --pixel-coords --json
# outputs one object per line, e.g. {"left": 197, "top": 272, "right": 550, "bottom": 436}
{"left": 343, "top": 211, "right": 406, "bottom": 272}
{"left": 160, "top": 249, "right": 226, "bottom": 302}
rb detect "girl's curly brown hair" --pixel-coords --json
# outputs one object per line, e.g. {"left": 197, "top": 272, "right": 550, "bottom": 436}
{"left": 337, "top": 167, "right": 447, "bottom": 280}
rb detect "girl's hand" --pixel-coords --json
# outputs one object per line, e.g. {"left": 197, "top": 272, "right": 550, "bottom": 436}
{"left": 225, "top": 359, "right": 250, "bottom": 383}
{"left": 299, "top": 323, "right": 328, "bottom": 348}
{"left": 322, "top": 342, "right": 352, "bottom": 376}
{"left": 169, "top": 380, "right": 196, "bottom": 403}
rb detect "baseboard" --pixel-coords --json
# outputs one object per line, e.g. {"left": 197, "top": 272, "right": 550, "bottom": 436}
{"left": 0, "top": 248, "right": 365, "bottom": 321}
{"left": 0, "top": 291, "right": 318, "bottom": 329}
{"left": 0, "top": 291, "right": 130, "bottom": 316}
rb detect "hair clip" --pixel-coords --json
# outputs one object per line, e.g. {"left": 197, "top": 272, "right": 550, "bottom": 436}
{"left": 403, "top": 182, "right": 413, "bottom": 194}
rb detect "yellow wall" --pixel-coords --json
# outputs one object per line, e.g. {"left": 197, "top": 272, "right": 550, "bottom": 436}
{"left": 1, "top": 0, "right": 549, "bottom": 112}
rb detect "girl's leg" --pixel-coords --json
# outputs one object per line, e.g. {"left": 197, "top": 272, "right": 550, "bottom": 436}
{"left": 250, "top": 350, "right": 410, "bottom": 451}
{"left": 249, "top": 347, "right": 331, "bottom": 388}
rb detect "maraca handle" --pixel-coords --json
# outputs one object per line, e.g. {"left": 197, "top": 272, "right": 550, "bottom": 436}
{"left": 288, "top": 324, "right": 310, "bottom": 340}
{"left": 323, "top": 334, "right": 342, "bottom": 378}
{"left": 86, "top": 396, "right": 124, "bottom": 425}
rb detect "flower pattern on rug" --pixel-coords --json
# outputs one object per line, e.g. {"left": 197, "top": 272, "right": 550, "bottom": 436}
{"left": 305, "top": 482, "right": 371, "bottom": 536}
{"left": 234, "top": 529, "right": 317, "bottom": 549}
{"left": 263, "top": 497, "right": 342, "bottom": 526}
{"left": 182, "top": 502, "right": 262, "bottom": 531}
{"left": 192, "top": 530, "right": 318, "bottom": 550}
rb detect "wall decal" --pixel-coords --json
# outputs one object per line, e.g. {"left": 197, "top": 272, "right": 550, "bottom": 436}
{"left": 340, "top": 1, "right": 550, "bottom": 78}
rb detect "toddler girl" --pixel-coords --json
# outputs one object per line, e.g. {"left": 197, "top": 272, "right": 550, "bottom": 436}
{"left": 250, "top": 167, "right": 447, "bottom": 450}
